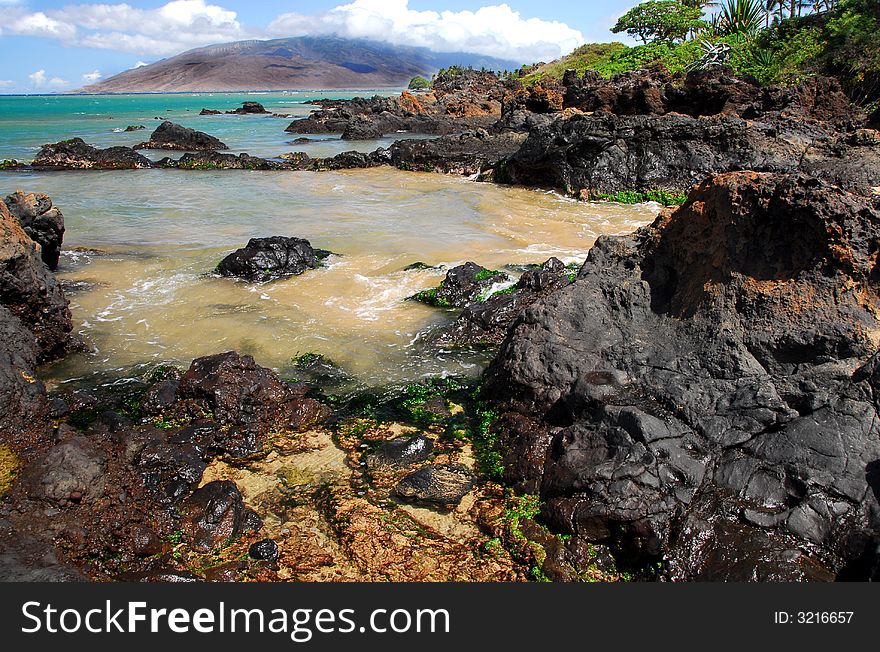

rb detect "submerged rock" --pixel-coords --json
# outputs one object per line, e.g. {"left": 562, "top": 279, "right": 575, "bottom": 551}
{"left": 249, "top": 538, "right": 279, "bottom": 561}
{"left": 3, "top": 191, "right": 64, "bottom": 270}
{"left": 393, "top": 464, "right": 475, "bottom": 507}
{"left": 217, "top": 236, "right": 332, "bottom": 283}
{"left": 485, "top": 172, "right": 880, "bottom": 580}
{"left": 412, "top": 262, "right": 511, "bottom": 309}
{"left": 366, "top": 434, "right": 434, "bottom": 469}
{"left": 32, "top": 138, "right": 153, "bottom": 170}
{"left": 137, "top": 121, "right": 228, "bottom": 151}
{"left": 227, "top": 102, "right": 270, "bottom": 115}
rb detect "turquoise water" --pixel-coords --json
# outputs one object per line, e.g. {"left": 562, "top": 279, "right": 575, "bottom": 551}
{"left": 0, "top": 91, "right": 405, "bottom": 162}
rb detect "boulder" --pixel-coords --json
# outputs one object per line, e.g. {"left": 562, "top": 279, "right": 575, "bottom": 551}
{"left": 217, "top": 236, "right": 332, "bottom": 282}
{"left": 137, "top": 121, "right": 228, "bottom": 151}
{"left": 199, "top": 109, "right": 222, "bottom": 116}
{"left": 32, "top": 138, "right": 153, "bottom": 170}
{"left": 3, "top": 191, "right": 65, "bottom": 270}
{"left": 484, "top": 172, "right": 880, "bottom": 580}
{"left": 179, "top": 480, "right": 261, "bottom": 552}
{"left": 393, "top": 464, "right": 475, "bottom": 508}
{"left": 248, "top": 538, "right": 279, "bottom": 561}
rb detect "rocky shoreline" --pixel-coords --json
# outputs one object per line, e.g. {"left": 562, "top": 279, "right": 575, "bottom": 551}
{"left": 2, "top": 64, "right": 880, "bottom": 582}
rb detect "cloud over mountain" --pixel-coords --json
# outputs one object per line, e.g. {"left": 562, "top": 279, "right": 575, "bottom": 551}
{"left": 1, "top": 0, "right": 584, "bottom": 63}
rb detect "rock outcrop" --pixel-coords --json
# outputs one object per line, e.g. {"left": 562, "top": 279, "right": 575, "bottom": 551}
{"left": 434, "top": 258, "right": 573, "bottom": 348}
{"left": 0, "top": 198, "right": 71, "bottom": 364}
{"left": 141, "top": 352, "right": 331, "bottom": 458}
{"left": 484, "top": 172, "right": 880, "bottom": 580}
{"left": 228, "top": 102, "right": 269, "bottom": 115}
{"left": 286, "top": 70, "right": 508, "bottom": 138}
{"left": 3, "top": 191, "right": 65, "bottom": 270}
{"left": 216, "top": 236, "right": 332, "bottom": 283}
{"left": 136, "top": 121, "right": 228, "bottom": 151}
{"left": 496, "top": 111, "right": 880, "bottom": 198}
{"left": 32, "top": 138, "right": 154, "bottom": 170}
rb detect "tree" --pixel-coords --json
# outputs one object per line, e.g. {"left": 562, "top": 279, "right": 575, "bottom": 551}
{"left": 408, "top": 76, "right": 431, "bottom": 90}
{"left": 611, "top": 1, "right": 707, "bottom": 44}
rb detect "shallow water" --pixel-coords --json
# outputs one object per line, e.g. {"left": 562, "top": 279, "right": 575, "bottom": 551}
{"left": 0, "top": 167, "right": 658, "bottom": 389}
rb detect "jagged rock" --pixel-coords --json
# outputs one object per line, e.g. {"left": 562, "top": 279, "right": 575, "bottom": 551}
{"left": 484, "top": 172, "right": 880, "bottom": 580}
{"left": 145, "top": 352, "right": 331, "bottom": 458}
{"left": 341, "top": 115, "right": 384, "bottom": 140}
{"left": 217, "top": 236, "right": 332, "bottom": 282}
{"left": 412, "top": 262, "right": 511, "bottom": 309}
{"left": 390, "top": 131, "right": 526, "bottom": 176}
{"left": 3, "top": 191, "right": 64, "bottom": 270}
{"left": 137, "top": 437, "right": 206, "bottom": 504}
{"left": 366, "top": 434, "right": 434, "bottom": 469}
{"left": 32, "top": 138, "right": 153, "bottom": 170}
{"left": 123, "top": 125, "right": 145, "bottom": 131}
{"left": 137, "top": 121, "right": 227, "bottom": 151}
{"left": 179, "top": 480, "right": 261, "bottom": 552}
{"left": 393, "top": 464, "right": 475, "bottom": 507}
{"left": 0, "top": 198, "right": 71, "bottom": 362}
{"left": 434, "top": 258, "right": 571, "bottom": 347}
{"left": 497, "top": 111, "right": 880, "bottom": 198}
{"left": 199, "top": 109, "right": 222, "bottom": 116}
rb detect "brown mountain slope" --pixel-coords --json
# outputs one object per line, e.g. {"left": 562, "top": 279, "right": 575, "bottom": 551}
{"left": 79, "top": 36, "right": 518, "bottom": 93}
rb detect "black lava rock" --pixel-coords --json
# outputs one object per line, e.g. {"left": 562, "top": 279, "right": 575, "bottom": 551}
{"left": 217, "top": 236, "right": 332, "bottom": 283}
{"left": 249, "top": 538, "right": 280, "bottom": 561}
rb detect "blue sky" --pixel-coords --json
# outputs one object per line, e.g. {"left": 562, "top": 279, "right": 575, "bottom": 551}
{"left": 0, "top": 1, "right": 638, "bottom": 93}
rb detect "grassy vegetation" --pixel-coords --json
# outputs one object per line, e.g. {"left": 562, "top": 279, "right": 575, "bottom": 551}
{"left": 588, "top": 188, "right": 688, "bottom": 206}
{"left": 412, "top": 288, "right": 452, "bottom": 308}
{"left": 517, "top": 0, "right": 879, "bottom": 110}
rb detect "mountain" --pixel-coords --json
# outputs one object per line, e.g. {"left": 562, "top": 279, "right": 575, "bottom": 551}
{"left": 78, "top": 36, "right": 520, "bottom": 93}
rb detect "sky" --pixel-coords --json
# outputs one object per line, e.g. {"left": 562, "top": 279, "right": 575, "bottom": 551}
{"left": 0, "top": 0, "right": 639, "bottom": 93}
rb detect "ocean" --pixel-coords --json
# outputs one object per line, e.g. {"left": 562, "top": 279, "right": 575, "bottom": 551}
{"left": 0, "top": 92, "right": 658, "bottom": 391}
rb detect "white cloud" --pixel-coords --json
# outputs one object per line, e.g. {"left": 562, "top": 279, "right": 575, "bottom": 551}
{"left": 1, "top": 0, "right": 584, "bottom": 63}
{"left": 28, "top": 69, "right": 68, "bottom": 89}
{"left": 82, "top": 69, "right": 103, "bottom": 83}
{"left": 0, "top": 80, "right": 14, "bottom": 88}
{"left": 134, "top": 61, "right": 149, "bottom": 68}
{"left": 268, "top": 0, "right": 584, "bottom": 62}
{"left": 3, "top": 1, "right": 254, "bottom": 56}
{"left": 28, "top": 69, "right": 46, "bottom": 86}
